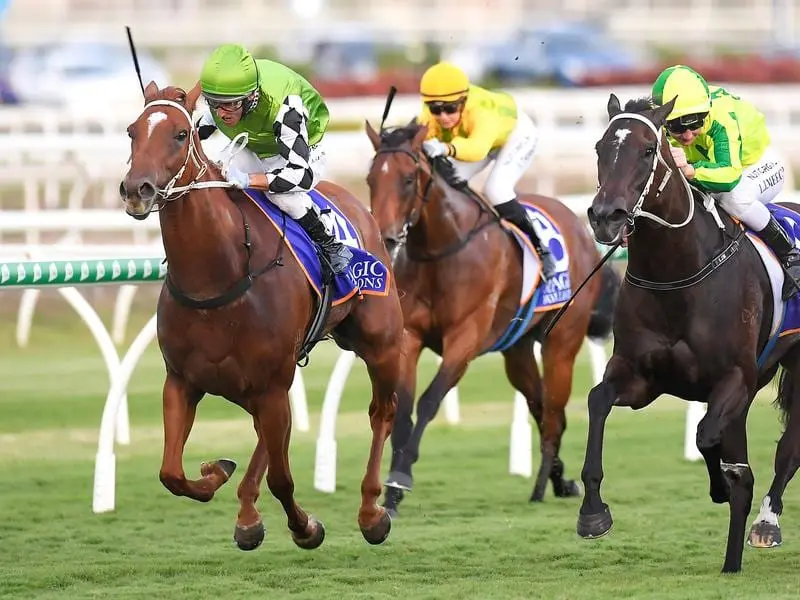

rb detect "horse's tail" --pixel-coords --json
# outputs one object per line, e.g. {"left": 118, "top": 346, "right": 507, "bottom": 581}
{"left": 587, "top": 264, "right": 621, "bottom": 341}
{"left": 774, "top": 367, "right": 795, "bottom": 427}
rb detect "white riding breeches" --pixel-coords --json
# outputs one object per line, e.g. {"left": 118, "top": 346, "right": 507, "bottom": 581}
{"left": 713, "top": 146, "right": 786, "bottom": 232}
{"left": 450, "top": 110, "right": 538, "bottom": 206}
{"left": 195, "top": 103, "right": 328, "bottom": 220}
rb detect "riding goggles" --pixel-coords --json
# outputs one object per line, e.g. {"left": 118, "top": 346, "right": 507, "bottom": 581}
{"left": 426, "top": 100, "right": 463, "bottom": 115}
{"left": 667, "top": 112, "right": 708, "bottom": 134}
{"left": 204, "top": 96, "right": 247, "bottom": 111}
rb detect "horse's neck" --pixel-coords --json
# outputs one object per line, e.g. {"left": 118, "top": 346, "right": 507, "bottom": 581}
{"left": 627, "top": 186, "right": 721, "bottom": 277}
{"left": 159, "top": 186, "right": 248, "bottom": 295}
{"left": 410, "top": 184, "right": 482, "bottom": 253}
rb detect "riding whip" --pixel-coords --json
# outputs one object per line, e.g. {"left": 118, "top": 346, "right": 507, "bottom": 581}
{"left": 542, "top": 241, "right": 621, "bottom": 338}
{"left": 379, "top": 85, "right": 397, "bottom": 132}
{"left": 125, "top": 26, "right": 146, "bottom": 98}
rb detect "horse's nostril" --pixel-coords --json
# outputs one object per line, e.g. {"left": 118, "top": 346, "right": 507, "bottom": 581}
{"left": 119, "top": 180, "right": 127, "bottom": 198}
{"left": 138, "top": 181, "right": 157, "bottom": 201}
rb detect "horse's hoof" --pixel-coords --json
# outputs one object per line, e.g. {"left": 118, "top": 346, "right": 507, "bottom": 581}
{"left": 554, "top": 480, "right": 582, "bottom": 498}
{"left": 747, "top": 521, "right": 782, "bottom": 548}
{"left": 529, "top": 479, "right": 548, "bottom": 502}
{"left": 233, "top": 519, "right": 265, "bottom": 551}
{"left": 577, "top": 505, "right": 613, "bottom": 539}
{"left": 361, "top": 509, "right": 392, "bottom": 545}
{"left": 292, "top": 516, "right": 326, "bottom": 550}
{"left": 201, "top": 458, "right": 237, "bottom": 481}
{"left": 384, "top": 471, "right": 412, "bottom": 491}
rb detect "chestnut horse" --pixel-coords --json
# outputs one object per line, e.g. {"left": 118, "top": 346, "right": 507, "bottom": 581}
{"left": 120, "top": 82, "right": 404, "bottom": 550}
{"left": 582, "top": 94, "right": 800, "bottom": 573}
{"left": 365, "top": 120, "right": 620, "bottom": 516}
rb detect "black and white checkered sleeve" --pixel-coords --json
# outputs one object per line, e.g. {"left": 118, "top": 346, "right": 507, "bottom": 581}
{"left": 266, "top": 94, "right": 315, "bottom": 193}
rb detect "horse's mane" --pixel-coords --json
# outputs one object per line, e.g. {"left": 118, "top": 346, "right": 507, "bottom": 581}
{"left": 378, "top": 121, "right": 421, "bottom": 148}
{"left": 623, "top": 96, "right": 657, "bottom": 114}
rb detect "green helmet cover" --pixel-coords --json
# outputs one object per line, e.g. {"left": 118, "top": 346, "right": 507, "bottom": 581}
{"left": 200, "top": 44, "right": 259, "bottom": 101}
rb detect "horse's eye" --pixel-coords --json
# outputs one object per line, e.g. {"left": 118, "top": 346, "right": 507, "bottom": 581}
{"left": 644, "top": 146, "right": 655, "bottom": 156}
{"left": 175, "top": 130, "right": 188, "bottom": 142}
{"left": 404, "top": 176, "right": 415, "bottom": 187}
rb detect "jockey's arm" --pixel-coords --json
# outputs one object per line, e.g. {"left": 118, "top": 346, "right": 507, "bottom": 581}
{"left": 448, "top": 111, "right": 501, "bottom": 162}
{"left": 689, "top": 117, "right": 744, "bottom": 193}
{"left": 247, "top": 95, "right": 315, "bottom": 193}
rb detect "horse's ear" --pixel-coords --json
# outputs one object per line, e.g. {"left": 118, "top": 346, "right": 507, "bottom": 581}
{"left": 144, "top": 80, "right": 159, "bottom": 103}
{"left": 412, "top": 123, "right": 429, "bottom": 149}
{"left": 185, "top": 82, "right": 202, "bottom": 113}
{"left": 652, "top": 95, "right": 677, "bottom": 127}
{"left": 365, "top": 120, "right": 381, "bottom": 150}
{"left": 607, "top": 93, "right": 622, "bottom": 119}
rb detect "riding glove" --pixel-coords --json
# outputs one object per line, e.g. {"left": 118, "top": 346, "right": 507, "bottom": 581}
{"left": 422, "top": 139, "right": 450, "bottom": 158}
{"left": 225, "top": 164, "right": 251, "bottom": 189}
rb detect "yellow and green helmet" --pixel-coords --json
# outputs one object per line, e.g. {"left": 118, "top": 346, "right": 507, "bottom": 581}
{"left": 200, "top": 44, "right": 259, "bottom": 103}
{"left": 651, "top": 65, "right": 711, "bottom": 121}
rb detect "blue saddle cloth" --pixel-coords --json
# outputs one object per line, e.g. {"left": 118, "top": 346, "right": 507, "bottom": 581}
{"left": 748, "top": 203, "right": 800, "bottom": 367}
{"left": 244, "top": 188, "right": 390, "bottom": 305}
{"left": 485, "top": 203, "right": 572, "bottom": 353}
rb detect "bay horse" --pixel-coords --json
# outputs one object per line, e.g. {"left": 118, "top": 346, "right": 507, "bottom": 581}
{"left": 582, "top": 93, "right": 800, "bottom": 573}
{"left": 365, "top": 120, "right": 620, "bottom": 515}
{"left": 120, "top": 82, "right": 404, "bottom": 550}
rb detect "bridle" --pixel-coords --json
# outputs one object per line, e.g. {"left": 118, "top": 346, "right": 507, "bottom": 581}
{"left": 601, "top": 112, "right": 696, "bottom": 236}
{"left": 373, "top": 142, "right": 496, "bottom": 264}
{"left": 129, "top": 99, "right": 242, "bottom": 212}
{"left": 374, "top": 144, "right": 435, "bottom": 262}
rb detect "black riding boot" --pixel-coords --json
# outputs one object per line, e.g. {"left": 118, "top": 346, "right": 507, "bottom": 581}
{"left": 297, "top": 209, "right": 353, "bottom": 277}
{"left": 757, "top": 215, "right": 800, "bottom": 300}
{"left": 495, "top": 198, "right": 557, "bottom": 281}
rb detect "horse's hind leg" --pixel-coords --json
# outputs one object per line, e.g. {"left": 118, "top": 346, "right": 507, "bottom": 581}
{"left": 159, "top": 370, "right": 237, "bottom": 502}
{"left": 529, "top": 329, "right": 583, "bottom": 502}
{"left": 749, "top": 363, "right": 800, "bottom": 549}
{"left": 254, "top": 385, "right": 325, "bottom": 550}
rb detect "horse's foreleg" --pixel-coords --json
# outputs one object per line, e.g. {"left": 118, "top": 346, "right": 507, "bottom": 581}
{"left": 387, "top": 324, "right": 479, "bottom": 491}
{"left": 256, "top": 386, "right": 324, "bottom": 550}
{"left": 696, "top": 367, "right": 751, "bottom": 505}
{"left": 357, "top": 346, "right": 401, "bottom": 545}
{"left": 158, "top": 371, "right": 235, "bottom": 502}
{"left": 233, "top": 417, "right": 269, "bottom": 551}
{"left": 718, "top": 414, "right": 754, "bottom": 574}
{"left": 749, "top": 360, "right": 800, "bottom": 549}
{"left": 578, "top": 357, "right": 648, "bottom": 539}
{"left": 695, "top": 366, "right": 754, "bottom": 573}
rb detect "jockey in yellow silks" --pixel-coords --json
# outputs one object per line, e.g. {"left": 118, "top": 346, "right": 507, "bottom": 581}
{"left": 652, "top": 64, "right": 800, "bottom": 299}
{"left": 417, "top": 62, "right": 556, "bottom": 280}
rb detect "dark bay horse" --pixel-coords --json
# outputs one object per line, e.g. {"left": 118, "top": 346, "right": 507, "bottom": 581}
{"left": 365, "top": 120, "right": 620, "bottom": 515}
{"left": 120, "top": 82, "right": 404, "bottom": 550}
{"left": 582, "top": 93, "right": 800, "bottom": 573}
